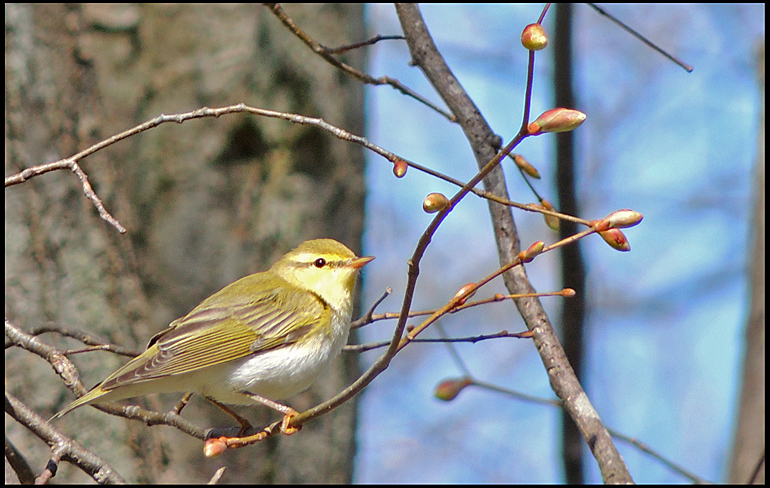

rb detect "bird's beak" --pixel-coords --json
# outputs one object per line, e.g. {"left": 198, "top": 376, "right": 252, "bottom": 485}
{"left": 350, "top": 256, "right": 375, "bottom": 269}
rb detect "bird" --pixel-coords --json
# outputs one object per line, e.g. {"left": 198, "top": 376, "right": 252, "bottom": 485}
{"left": 51, "top": 238, "right": 374, "bottom": 445}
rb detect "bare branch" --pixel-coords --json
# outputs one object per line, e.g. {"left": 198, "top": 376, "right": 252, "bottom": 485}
{"left": 264, "top": 3, "right": 456, "bottom": 121}
{"left": 394, "top": 4, "right": 632, "bottom": 483}
{"left": 587, "top": 3, "right": 693, "bottom": 72}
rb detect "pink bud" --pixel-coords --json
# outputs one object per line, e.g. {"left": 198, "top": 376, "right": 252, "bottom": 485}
{"left": 434, "top": 377, "right": 472, "bottom": 401}
{"left": 519, "top": 241, "right": 545, "bottom": 263}
{"left": 521, "top": 23, "right": 548, "bottom": 51}
{"left": 423, "top": 192, "right": 450, "bottom": 213}
{"left": 393, "top": 158, "right": 408, "bottom": 178}
{"left": 602, "top": 209, "right": 644, "bottom": 229}
{"left": 513, "top": 154, "right": 541, "bottom": 179}
{"left": 528, "top": 108, "right": 586, "bottom": 135}
{"left": 540, "top": 199, "right": 560, "bottom": 231}
{"left": 453, "top": 283, "right": 477, "bottom": 306}
{"left": 204, "top": 437, "right": 228, "bottom": 458}
{"left": 599, "top": 228, "right": 631, "bottom": 252}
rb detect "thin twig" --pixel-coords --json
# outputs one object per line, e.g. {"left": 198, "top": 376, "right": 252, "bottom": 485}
{"left": 6, "top": 159, "right": 126, "bottom": 233}
{"left": 323, "top": 34, "right": 405, "bottom": 54}
{"left": 587, "top": 3, "right": 693, "bottom": 72}
{"left": 263, "top": 3, "right": 456, "bottom": 121}
{"left": 352, "top": 287, "right": 392, "bottom": 329}
{"left": 6, "top": 103, "right": 591, "bottom": 240}
{"left": 345, "top": 329, "right": 532, "bottom": 353}
{"left": 356, "top": 288, "right": 573, "bottom": 327}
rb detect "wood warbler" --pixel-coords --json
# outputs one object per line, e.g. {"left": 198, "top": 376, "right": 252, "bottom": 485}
{"left": 51, "top": 238, "right": 374, "bottom": 429}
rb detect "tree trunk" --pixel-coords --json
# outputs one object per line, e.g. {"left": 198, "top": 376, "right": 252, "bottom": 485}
{"left": 729, "top": 42, "right": 765, "bottom": 486}
{"left": 5, "top": 4, "right": 365, "bottom": 483}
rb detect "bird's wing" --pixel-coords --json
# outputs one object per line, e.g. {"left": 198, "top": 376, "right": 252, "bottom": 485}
{"left": 100, "top": 275, "right": 329, "bottom": 390}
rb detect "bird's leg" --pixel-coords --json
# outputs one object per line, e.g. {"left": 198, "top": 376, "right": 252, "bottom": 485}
{"left": 240, "top": 390, "right": 301, "bottom": 435}
{"left": 204, "top": 423, "right": 276, "bottom": 458}
{"left": 202, "top": 391, "right": 302, "bottom": 458}
{"left": 205, "top": 397, "right": 254, "bottom": 436}
{"left": 172, "top": 392, "right": 195, "bottom": 415}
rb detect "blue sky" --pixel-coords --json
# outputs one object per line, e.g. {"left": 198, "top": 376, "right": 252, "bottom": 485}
{"left": 357, "top": 4, "right": 764, "bottom": 483}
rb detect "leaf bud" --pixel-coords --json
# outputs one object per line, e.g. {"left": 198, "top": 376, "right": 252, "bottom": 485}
{"left": 434, "top": 377, "right": 472, "bottom": 402}
{"left": 453, "top": 283, "right": 477, "bottom": 306}
{"left": 513, "top": 154, "right": 541, "bottom": 179}
{"left": 540, "top": 199, "right": 560, "bottom": 231}
{"left": 204, "top": 437, "right": 228, "bottom": 458}
{"left": 518, "top": 240, "right": 545, "bottom": 263}
{"left": 423, "top": 192, "right": 450, "bottom": 213}
{"left": 602, "top": 209, "right": 644, "bottom": 229}
{"left": 521, "top": 23, "right": 548, "bottom": 51}
{"left": 528, "top": 108, "right": 586, "bottom": 135}
{"left": 393, "top": 158, "right": 408, "bottom": 178}
{"left": 598, "top": 228, "right": 631, "bottom": 252}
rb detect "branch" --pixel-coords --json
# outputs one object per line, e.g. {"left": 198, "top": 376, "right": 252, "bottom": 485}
{"left": 6, "top": 102, "right": 590, "bottom": 240}
{"left": 394, "top": 4, "right": 632, "bottom": 483}
{"left": 5, "top": 392, "right": 126, "bottom": 484}
{"left": 264, "top": 3, "right": 456, "bottom": 121}
{"left": 587, "top": 3, "right": 693, "bottom": 72}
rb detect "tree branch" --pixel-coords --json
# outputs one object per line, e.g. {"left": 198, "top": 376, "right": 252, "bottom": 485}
{"left": 394, "top": 3, "right": 632, "bottom": 483}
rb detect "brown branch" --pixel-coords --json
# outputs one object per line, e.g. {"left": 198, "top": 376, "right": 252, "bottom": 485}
{"left": 27, "top": 324, "right": 142, "bottom": 358}
{"left": 323, "top": 34, "right": 405, "bottom": 55}
{"left": 587, "top": 3, "right": 693, "bottom": 72}
{"left": 353, "top": 287, "right": 573, "bottom": 329}
{"left": 5, "top": 159, "right": 126, "bottom": 233}
{"left": 264, "top": 3, "right": 456, "bottom": 121}
{"left": 394, "top": 3, "right": 632, "bottom": 483}
{"left": 6, "top": 103, "right": 590, "bottom": 241}
{"left": 5, "top": 392, "right": 127, "bottom": 484}
{"left": 346, "top": 329, "right": 532, "bottom": 353}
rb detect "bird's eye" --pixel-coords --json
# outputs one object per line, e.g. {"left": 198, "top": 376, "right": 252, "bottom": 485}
{"left": 313, "top": 258, "right": 327, "bottom": 268}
